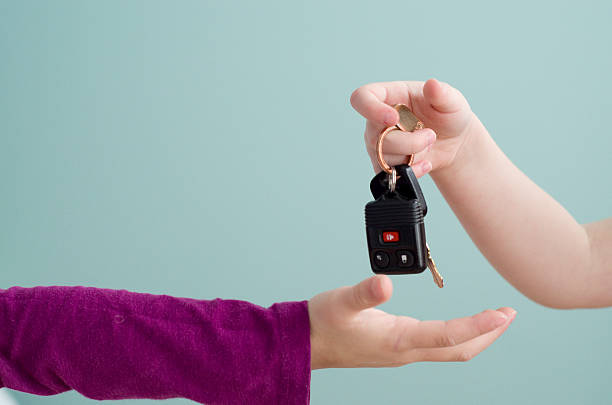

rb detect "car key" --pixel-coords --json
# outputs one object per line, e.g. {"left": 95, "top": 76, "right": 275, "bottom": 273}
{"left": 366, "top": 166, "right": 444, "bottom": 286}
{"left": 366, "top": 103, "right": 444, "bottom": 287}
{"left": 365, "top": 165, "right": 428, "bottom": 273}
{"left": 426, "top": 243, "right": 444, "bottom": 287}
{"left": 365, "top": 184, "right": 428, "bottom": 274}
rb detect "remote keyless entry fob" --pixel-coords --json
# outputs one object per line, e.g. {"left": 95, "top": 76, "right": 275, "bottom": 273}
{"left": 365, "top": 165, "right": 428, "bottom": 274}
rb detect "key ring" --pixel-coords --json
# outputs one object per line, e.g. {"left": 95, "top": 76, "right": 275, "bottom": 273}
{"left": 376, "top": 104, "right": 424, "bottom": 174}
{"left": 377, "top": 126, "right": 414, "bottom": 174}
{"left": 388, "top": 167, "right": 397, "bottom": 192}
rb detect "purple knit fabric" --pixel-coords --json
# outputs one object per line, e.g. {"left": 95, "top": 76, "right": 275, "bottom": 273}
{"left": 0, "top": 286, "right": 311, "bottom": 405}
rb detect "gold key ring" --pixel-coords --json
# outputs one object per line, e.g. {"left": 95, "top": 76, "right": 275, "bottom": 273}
{"left": 376, "top": 104, "right": 424, "bottom": 174}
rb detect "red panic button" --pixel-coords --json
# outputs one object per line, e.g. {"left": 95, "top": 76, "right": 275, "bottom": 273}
{"left": 382, "top": 231, "right": 400, "bottom": 243}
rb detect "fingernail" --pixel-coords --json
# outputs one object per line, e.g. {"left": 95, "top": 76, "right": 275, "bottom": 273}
{"left": 384, "top": 110, "right": 398, "bottom": 126}
{"left": 494, "top": 313, "right": 509, "bottom": 327}
{"left": 422, "top": 161, "right": 432, "bottom": 173}
{"left": 426, "top": 130, "right": 436, "bottom": 144}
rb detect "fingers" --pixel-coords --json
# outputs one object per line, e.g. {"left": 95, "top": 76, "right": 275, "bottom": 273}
{"left": 422, "top": 78, "right": 467, "bottom": 114}
{"left": 364, "top": 122, "right": 436, "bottom": 177}
{"left": 415, "top": 307, "right": 517, "bottom": 362}
{"left": 371, "top": 157, "right": 432, "bottom": 178}
{"left": 407, "top": 159, "right": 432, "bottom": 178}
{"left": 352, "top": 79, "right": 466, "bottom": 124}
{"left": 339, "top": 275, "right": 393, "bottom": 313}
{"left": 372, "top": 128, "right": 436, "bottom": 156}
{"left": 406, "top": 308, "right": 514, "bottom": 350}
{"left": 351, "top": 85, "right": 399, "bottom": 127}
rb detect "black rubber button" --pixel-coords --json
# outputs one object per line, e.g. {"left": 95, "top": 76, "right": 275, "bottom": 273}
{"left": 397, "top": 250, "right": 414, "bottom": 267}
{"left": 373, "top": 251, "right": 390, "bottom": 268}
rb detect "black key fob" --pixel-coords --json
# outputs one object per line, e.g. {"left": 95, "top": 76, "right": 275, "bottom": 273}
{"left": 365, "top": 166, "right": 428, "bottom": 274}
{"left": 369, "top": 164, "right": 427, "bottom": 216}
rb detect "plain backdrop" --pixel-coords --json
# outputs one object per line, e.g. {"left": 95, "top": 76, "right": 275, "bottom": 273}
{"left": 1, "top": 1, "right": 611, "bottom": 404}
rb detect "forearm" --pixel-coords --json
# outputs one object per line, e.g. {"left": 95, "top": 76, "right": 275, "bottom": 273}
{"left": 0, "top": 286, "right": 310, "bottom": 404}
{"left": 431, "top": 115, "right": 601, "bottom": 308}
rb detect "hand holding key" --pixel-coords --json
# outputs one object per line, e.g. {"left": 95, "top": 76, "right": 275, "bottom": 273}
{"left": 351, "top": 79, "right": 474, "bottom": 176}
{"left": 309, "top": 275, "right": 516, "bottom": 368}
{"left": 365, "top": 106, "right": 443, "bottom": 286}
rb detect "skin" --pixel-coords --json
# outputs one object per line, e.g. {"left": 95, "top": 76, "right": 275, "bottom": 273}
{"left": 309, "top": 275, "right": 515, "bottom": 369}
{"left": 350, "top": 79, "right": 612, "bottom": 309}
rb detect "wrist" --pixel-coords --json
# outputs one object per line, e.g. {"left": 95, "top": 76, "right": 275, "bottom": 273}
{"left": 308, "top": 300, "right": 329, "bottom": 370}
{"left": 310, "top": 330, "right": 324, "bottom": 370}
{"left": 431, "top": 112, "right": 490, "bottom": 183}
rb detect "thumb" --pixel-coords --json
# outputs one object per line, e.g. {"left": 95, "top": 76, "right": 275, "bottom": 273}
{"left": 340, "top": 275, "right": 393, "bottom": 313}
{"left": 423, "top": 78, "right": 467, "bottom": 114}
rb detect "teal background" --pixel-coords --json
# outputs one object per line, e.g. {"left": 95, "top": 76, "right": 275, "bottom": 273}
{"left": 1, "top": 1, "right": 611, "bottom": 404}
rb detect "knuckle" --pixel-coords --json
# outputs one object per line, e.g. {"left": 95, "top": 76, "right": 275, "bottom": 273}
{"left": 388, "top": 318, "right": 417, "bottom": 354}
{"left": 391, "top": 325, "right": 409, "bottom": 353}
{"left": 351, "top": 285, "right": 369, "bottom": 308}
{"left": 434, "top": 332, "right": 456, "bottom": 348}
{"left": 434, "top": 321, "right": 458, "bottom": 347}
{"left": 455, "top": 351, "right": 474, "bottom": 362}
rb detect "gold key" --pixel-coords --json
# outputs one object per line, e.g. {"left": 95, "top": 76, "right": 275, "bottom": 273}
{"left": 395, "top": 104, "right": 424, "bottom": 132}
{"left": 426, "top": 243, "right": 444, "bottom": 288}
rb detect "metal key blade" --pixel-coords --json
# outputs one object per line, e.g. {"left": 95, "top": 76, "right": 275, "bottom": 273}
{"left": 426, "top": 243, "right": 444, "bottom": 288}
{"left": 395, "top": 104, "right": 424, "bottom": 132}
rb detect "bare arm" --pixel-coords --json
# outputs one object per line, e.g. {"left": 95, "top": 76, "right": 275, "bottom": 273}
{"left": 351, "top": 79, "right": 612, "bottom": 309}
{"left": 431, "top": 115, "right": 612, "bottom": 308}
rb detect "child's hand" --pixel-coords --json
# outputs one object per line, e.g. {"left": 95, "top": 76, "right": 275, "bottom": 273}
{"left": 308, "top": 275, "right": 515, "bottom": 369}
{"left": 350, "top": 79, "right": 474, "bottom": 177}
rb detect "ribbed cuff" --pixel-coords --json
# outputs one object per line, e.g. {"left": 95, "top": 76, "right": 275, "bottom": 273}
{"left": 272, "top": 300, "right": 311, "bottom": 405}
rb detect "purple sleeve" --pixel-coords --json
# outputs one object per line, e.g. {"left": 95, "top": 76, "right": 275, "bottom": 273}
{"left": 0, "top": 286, "right": 311, "bottom": 405}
